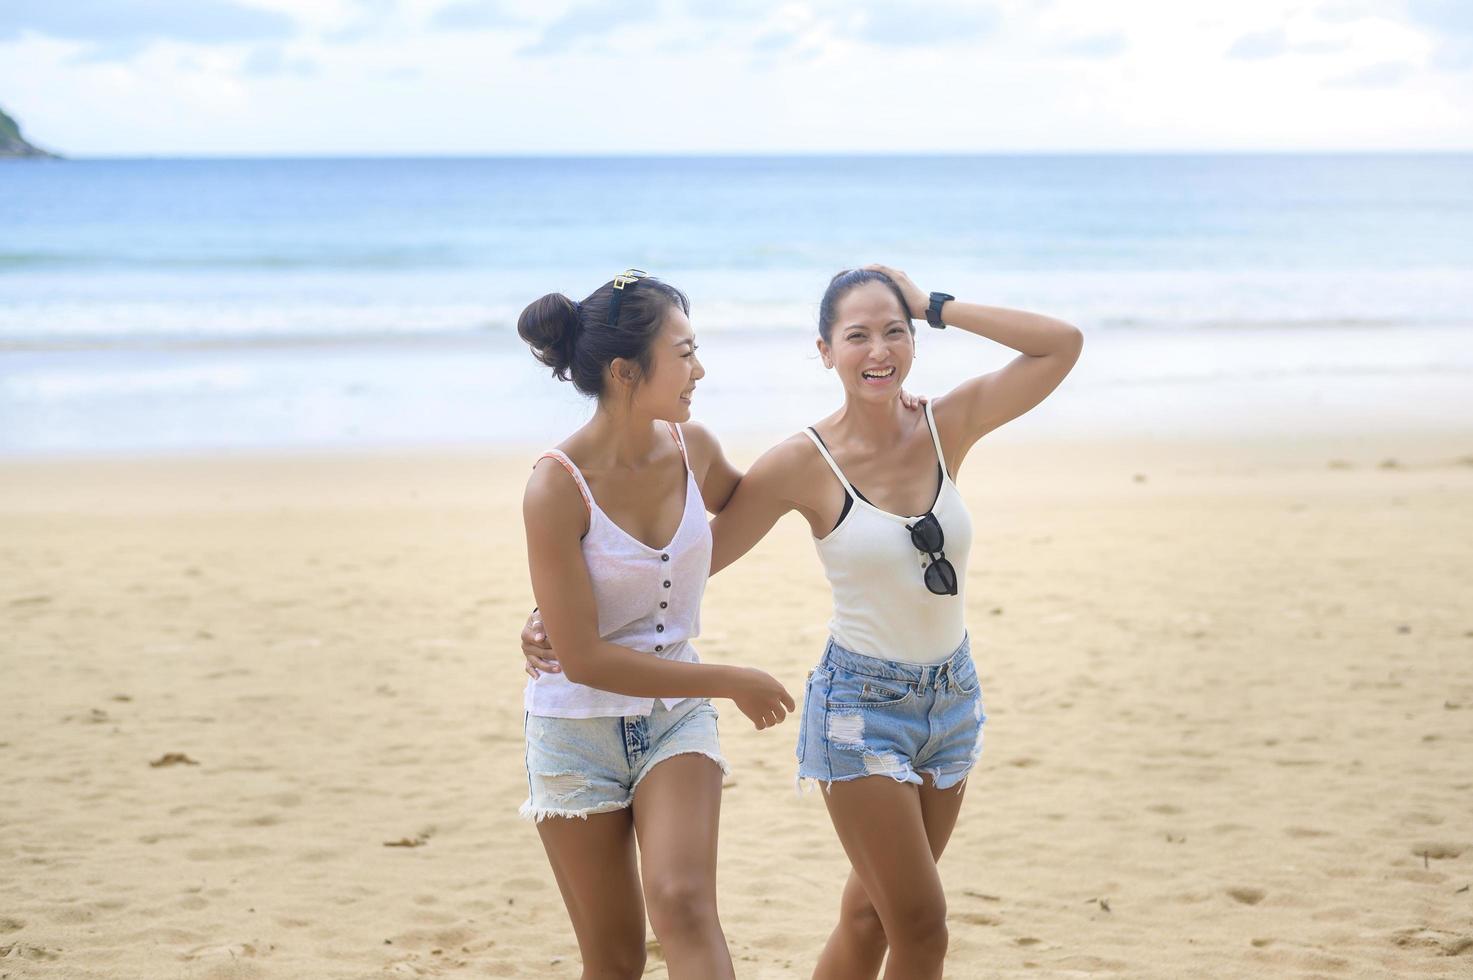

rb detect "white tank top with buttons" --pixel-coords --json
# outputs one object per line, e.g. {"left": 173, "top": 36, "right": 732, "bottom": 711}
{"left": 524, "top": 423, "right": 711, "bottom": 719}
{"left": 801, "top": 400, "right": 972, "bottom": 666}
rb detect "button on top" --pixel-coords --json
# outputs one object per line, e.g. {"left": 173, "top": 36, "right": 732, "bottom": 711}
{"left": 656, "top": 624, "right": 664, "bottom": 633}
{"left": 659, "top": 601, "right": 668, "bottom": 609}
{"left": 663, "top": 580, "right": 671, "bottom": 588}
{"left": 661, "top": 553, "right": 670, "bottom": 562}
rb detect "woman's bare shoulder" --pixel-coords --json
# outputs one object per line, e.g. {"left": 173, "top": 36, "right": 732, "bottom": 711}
{"left": 747, "top": 432, "right": 826, "bottom": 495}
{"left": 524, "top": 455, "right": 589, "bottom": 524}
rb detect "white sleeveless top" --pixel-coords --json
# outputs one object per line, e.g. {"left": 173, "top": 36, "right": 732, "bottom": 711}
{"left": 801, "top": 401, "right": 972, "bottom": 665}
{"left": 524, "top": 424, "right": 712, "bottom": 719}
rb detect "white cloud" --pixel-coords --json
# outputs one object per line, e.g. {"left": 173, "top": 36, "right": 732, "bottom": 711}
{"left": 0, "top": 0, "right": 1469, "bottom": 154}
{"left": 1055, "top": 33, "right": 1127, "bottom": 58}
{"left": 1326, "top": 59, "right": 1416, "bottom": 85}
{"left": 242, "top": 44, "right": 319, "bottom": 75}
{"left": 1228, "top": 28, "right": 1288, "bottom": 59}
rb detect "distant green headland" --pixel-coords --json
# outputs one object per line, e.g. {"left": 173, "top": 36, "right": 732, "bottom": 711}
{"left": 1, "top": 105, "right": 59, "bottom": 158}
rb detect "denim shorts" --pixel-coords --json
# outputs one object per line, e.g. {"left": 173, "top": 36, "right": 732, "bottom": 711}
{"left": 520, "top": 697, "right": 728, "bottom": 822}
{"left": 797, "top": 634, "right": 986, "bottom": 791}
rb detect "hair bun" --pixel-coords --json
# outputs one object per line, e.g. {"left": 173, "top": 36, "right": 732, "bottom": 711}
{"left": 518, "top": 293, "right": 582, "bottom": 380}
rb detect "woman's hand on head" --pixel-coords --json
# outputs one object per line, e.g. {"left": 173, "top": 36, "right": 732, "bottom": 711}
{"left": 521, "top": 608, "right": 559, "bottom": 678}
{"left": 864, "top": 263, "right": 928, "bottom": 319}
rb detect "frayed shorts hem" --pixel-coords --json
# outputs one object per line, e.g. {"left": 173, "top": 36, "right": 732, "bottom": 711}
{"left": 518, "top": 797, "right": 632, "bottom": 823}
{"left": 795, "top": 761, "right": 974, "bottom": 797}
{"left": 520, "top": 745, "right": 730, "bottom": 824}
{"left": 630, "top": 748, "right": 730, "bottom": 795}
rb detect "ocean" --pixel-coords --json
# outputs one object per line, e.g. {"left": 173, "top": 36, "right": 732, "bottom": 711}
{"left": 3, "top": 154, "right": 1471, "bottom": 455}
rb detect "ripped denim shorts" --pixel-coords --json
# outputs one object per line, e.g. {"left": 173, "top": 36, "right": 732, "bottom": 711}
{"left": 797, "top": 633, "right": 986, "bottom": 792}
{"left": 520, "top": 697, "right": 728, "bottom": 822}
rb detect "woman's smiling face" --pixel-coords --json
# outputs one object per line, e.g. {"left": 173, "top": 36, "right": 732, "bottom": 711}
{"left": 628, "top": 306, "right": 704, "bottom": 423}
{"left": 817, "top": 280, "right": 916, "bottom": 401}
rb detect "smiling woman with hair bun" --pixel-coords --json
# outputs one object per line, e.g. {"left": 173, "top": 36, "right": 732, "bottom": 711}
{"left": 516, "top": 270, "right": 793, "bottom": 980}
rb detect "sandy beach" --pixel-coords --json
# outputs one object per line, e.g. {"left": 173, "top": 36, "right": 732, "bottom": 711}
{"left": 3, "top": 431, "right": 1472, "bottom": 979}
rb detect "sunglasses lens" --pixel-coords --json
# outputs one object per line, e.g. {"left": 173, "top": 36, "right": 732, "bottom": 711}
{"left": 910, "top": 515, "right": 944, "bottom": 553}
{"left": 925, "top": 559, "right": 957, "bottom": 596}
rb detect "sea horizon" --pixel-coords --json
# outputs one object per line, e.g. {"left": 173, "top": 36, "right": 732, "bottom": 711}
{"left": 4, "top": 152, "right": 1471, "bottom": 455}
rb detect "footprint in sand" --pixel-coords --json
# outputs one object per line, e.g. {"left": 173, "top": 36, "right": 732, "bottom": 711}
{"left": 0, "top": 918, "right": 24, "bottom": 933}
{"left": 501, "top": 877, "right": 546, "bottom": 892}
{"left": 1391, "top": 927, "right": 1473, "bottom": 956}
{"left": 1285, "top": 826, "right": 1332, "bottom": 839}
{"left": 235, "top": 813, "right": 282, "bottom": 828}
{"left": 1412, "top": 842, "right": 1464, "bottom": 860}
{"left": 1227, "top": 886, "right": 1266, "bottom": 905}
{"left": 0, "top": 942, "right": 61, "bottom": 961}
{"left": 149, "top": 752, "right": 199, "bottom": 768}
{"left": 182, "top": 942, "right": 262, "bottom": 961}
{"left": 1146, "top": 803, "right": 1183, "bottom": 815}
{"left": 958, "top": 912, "right": 1002, "bottom": 926}
{"left": 296, "top": 847, "right": 340, "bottom": 863}
{"left": 184, "top": 844, "right": 271, "bottom": 862}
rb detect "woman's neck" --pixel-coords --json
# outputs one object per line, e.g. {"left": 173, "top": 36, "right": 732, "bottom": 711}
{"left": 582, "top": 402, "right": 662, "bottom": 469}
{"left": 829, "top": 394, "right": 909, "bottom": 451}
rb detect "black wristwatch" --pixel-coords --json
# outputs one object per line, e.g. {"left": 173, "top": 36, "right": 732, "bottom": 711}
{"left": 925, "top": 292, "right": 954, "bottom": 329}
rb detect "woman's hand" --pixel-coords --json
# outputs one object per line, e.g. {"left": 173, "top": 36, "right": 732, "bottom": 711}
{"left": 865, "top": 263, "right": 928, "bottom": 319}
{"left": 727, "top": 667, "right": 796, "bottom": 730}
{"left": 899, "top": 389, "right": 928, "bottom": 412}
{"left": 520, "top": 609, "right": 560, "bottom": 678}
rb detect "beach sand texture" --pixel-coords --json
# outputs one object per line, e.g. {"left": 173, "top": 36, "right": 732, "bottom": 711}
{"left": 3, "top": 435, "right": 1471, "bottom": 979}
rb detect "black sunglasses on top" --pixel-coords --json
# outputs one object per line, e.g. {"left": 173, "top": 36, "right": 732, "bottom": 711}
{"left": 907, "top": 512, "right": 958, "bottom": 596}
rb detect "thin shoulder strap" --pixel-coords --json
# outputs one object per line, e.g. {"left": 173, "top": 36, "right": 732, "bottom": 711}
{"left": 800, "top": 427, "right": 859, "bottom": 497}
{"left": 923, "top": 400, "right": 950, "bottom": 480}
{"left": 666, "top": 422, "right": 689, "bottom": 467}
{"left": 536, "top": 449, "right": 594, "bottom": 514}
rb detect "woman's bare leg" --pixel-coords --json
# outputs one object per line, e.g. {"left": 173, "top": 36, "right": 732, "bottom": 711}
{"left": 632, "top": 754, "right": 734, "bottom": 979}
{"left": 812, "top": 775, "right": 969, "bottom": 978}
{"left": 536, "top": 808, "right": 648, "bottom": 980}
{"left": 813, "top": 775, "right": 968, "bottom": 980}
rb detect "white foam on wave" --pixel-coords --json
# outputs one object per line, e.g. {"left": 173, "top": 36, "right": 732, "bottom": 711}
{"left": 3, "top": 363, "right": 258, "bottom": 399}
{"left": 3, "top": 265, "right": 1472, "bottom": 348}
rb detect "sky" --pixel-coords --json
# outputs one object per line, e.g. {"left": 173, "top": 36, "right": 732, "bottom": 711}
{"left": 1, "top": 0, "right": 1470, "bottom": 155}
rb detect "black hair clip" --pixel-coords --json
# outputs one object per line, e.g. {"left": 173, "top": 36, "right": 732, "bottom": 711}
{"left": 606, "top": 268, "right": 648, "bottom": 327}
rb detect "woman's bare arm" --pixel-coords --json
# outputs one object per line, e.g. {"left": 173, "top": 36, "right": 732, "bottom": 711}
{"left": 868, "top": 263, "right": 1083, "bottom": 473}
{"left": 707, "top": 436, "right": 811, "bottom": 575}
{"left": 523, "top": 459, "right": 794, "bottom": 727}
{"left": 680, "top": 421, "right": 743, "bottom": 515}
